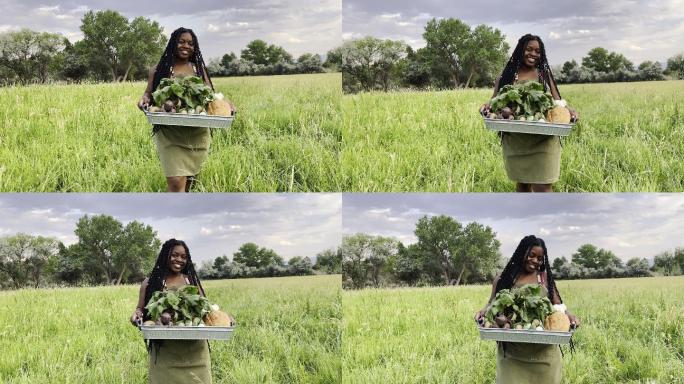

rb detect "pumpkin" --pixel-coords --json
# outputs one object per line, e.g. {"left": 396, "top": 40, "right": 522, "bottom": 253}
{"left": 204, "top": 310, "right": 234, "bottom": 326}
{"left": 546, "top": 106, "right": 571, "bottom": 124}
{"left": 207, "top": 99, "right": 233, "bottom": 117}
{"left": 544, "top": 311, "right": 571, "bottom": 331}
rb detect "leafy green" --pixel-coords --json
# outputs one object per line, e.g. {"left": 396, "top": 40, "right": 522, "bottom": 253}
{"left": 145, "top": 285, "right": 212, "bottom": 322}
{"left": 485, "top": 283, "right": 553, "bottom": 327}
{"left": 151, "top": 76, "right": 215, "bottom": 110}
{"left": 490, "top": 81, "right": 554, "bottom": 119}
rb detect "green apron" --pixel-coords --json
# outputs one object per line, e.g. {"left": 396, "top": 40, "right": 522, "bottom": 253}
{"left": 495, "top": 282, "right": 562, "bottom": 384}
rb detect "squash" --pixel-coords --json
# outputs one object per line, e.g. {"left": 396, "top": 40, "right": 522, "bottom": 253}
{"left": 204, "top": 310, "right": 234, "bottom": 326}
{"left": 544, "top": 311, "right": 571, "bottom": 331}
{"left": 546, "top": 106, "right": 571, "bottom": 124}
{"left": 207, "top": 99, "right": 233, "bottom": 117}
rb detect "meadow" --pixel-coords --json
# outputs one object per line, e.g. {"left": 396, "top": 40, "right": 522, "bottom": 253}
{"left": 0, "top": 73, "right": 341, "bottom": 192}
{"left": 0, "top": 275, "right": 341, "bottom": 384}
{"left": 343, "top": 276, "right": 684, "bottom": 384}
{"left": 342, "top": 81, "right": 684, "bottom": 192}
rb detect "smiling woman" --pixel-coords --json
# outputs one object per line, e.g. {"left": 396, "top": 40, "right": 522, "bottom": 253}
{"left": 130, "top": 238, "right": 216, "bottom": 384}
{"left": 137, "top": 27, "right": 236, "bottom": 193}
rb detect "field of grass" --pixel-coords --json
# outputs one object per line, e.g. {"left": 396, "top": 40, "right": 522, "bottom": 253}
{"left": 0, "top": 275, "right": 341, "bottom": 384}
{"left": 342, "top": 81, "right": 684, "bottom": 191}
{"left": 343, "top": 276, "right": 684, "bottom": 384}
{"left": 0, "top": 73, "right": 341, "bottom": 192}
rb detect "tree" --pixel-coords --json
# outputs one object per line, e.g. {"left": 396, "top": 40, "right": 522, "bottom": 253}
{"left": 0, "top": 234, "right": 60, "bottom": 289}
{"left": 241, "top": 39, "right": 270, "bottom": 65}
{"left": 221, "top": 52, "right": 237, "bottom": 68}
{"left": 323, "top": 47, "right": 342, "bottom": 70}
{"left": 74, "top": 214, "right": 123, "bottom": 284}
{"left": 653, "top": 251, "right": 676, "bottom": 276}
{"left": 341, "top": 233, "right": 374, "bottom": 288}
{"left": 233, "top": 243, "right": 283, "bottom": 268}
{"left": 460, "top": 24, "right": 509, "bottom": 88}
{"left": 266, "top": 44, "right": 293, "bottom": 64}
{"left": 455, "top": 222, "right": 501, "bottom": 285}
{"left": 552, "top": 256, "right": 568, "bottom": 270}
{"left": 675, "top": 247, "right": 684, "bottom": 275}
{"left": 0, "top": 29, "right": 66, "bottom": 84}
{"left": 120, "top": 16, "right": 165, "bottom": 81}
{"left": 61, "top": 40, "right": 90, "bottom": 82}
{"left": 414, "top": 215, "right": 462, "bottom": 284}
{"left": 296, "top": 53, "right": 324, "bottom": 74}
{"left": 571, "top": 244, "right": 619, "bottom": 269}
{"left": 665, "top": 53, "right": 684, "bottom": 79}
{"left": 638, "top": 61, "right": 664, "bottom": 81}
{"left": 391, "top": 243, "right": 423, "bottom": 285}
{"left": 561, "top": 60, "right": 579, "bottom": 78}
{"left": 113, "top": 221, "right": 160, "bottom": 284}
{"left": 422, "top": 18, "right": 471, "bottom": 88}
{"left": 340, "top": 36, "right": 406, "bottom": 92}
{"left": 582, "top": 47, "right": 611, "bottom": 73}
{"left": 314, "top": 248, "right": 341, "bottom": 274}
{"left": 626, "top": 257, "right": 651, "bottom": 277}
{"left": 287, "top": 256, "right": 314, "bottom": 276}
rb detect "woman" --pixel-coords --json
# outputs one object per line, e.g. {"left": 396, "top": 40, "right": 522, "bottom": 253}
{"left": 475, "top": 235, "right": 580, "bottom": 384}
{"left": 138, "top": 27, "right": 233, "bottom": 192}
{"left": 480, "top": 34, "right": 578, "bottom": 193}
{"left": 130, "top": 239, "right": 212, "bottom": 383}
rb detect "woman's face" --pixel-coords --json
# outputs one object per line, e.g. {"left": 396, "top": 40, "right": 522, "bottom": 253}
{"left": 176, "top": 32, "right": 195, "bottom": 60}
{"left": 168, "top": 244, "right": 188, "bottom": 273}
{"left": 524, "top": 245, "right": 544, "bottom": 273}
{"left": 522, "top": 39, "right": 541, "bottom": 68}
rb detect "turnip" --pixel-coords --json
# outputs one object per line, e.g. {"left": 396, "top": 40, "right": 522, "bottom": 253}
{"left": 503, "top": 323, "right": 511, "bottom": 329}
{"left": 515, "top": 324, "right": 523, "bottom": 330}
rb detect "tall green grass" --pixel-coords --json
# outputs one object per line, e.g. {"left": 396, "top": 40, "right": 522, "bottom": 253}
{"left": 342, "top": 81, "right": 684, "bottom": 191}
{"left": 0, "top": 275, "right": 341, "bottom": 384}
{"left": 342, "top": 276, "right": 684, "bottom": 383}
{"left": 0, "top": 74, "right": 341, "bottom": 192}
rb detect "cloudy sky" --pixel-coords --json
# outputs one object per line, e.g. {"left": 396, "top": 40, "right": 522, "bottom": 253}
{"left": 0, "top": 194, "right": 341, "bottom": 263}
{"left": 343, "top": 194, "right": 684, "bottom": 262}
{"left": 0, "top": 0, "right": 341, "bottom": 60}
{"left": 343, "top": 0, "right": 684, "bottom": 65}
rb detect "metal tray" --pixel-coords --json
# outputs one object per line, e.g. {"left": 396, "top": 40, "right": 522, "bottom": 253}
{"left": 478, "top": 326, "right": 573, "bottom": 344}
{"left": 140, "top": 325, "right": 235, "bottom": 340}
{"left": 145, "top": 111, "right": 235, "bottom": 129}
{"left": 483, "top": 118, "right": 573, "bottom": 136}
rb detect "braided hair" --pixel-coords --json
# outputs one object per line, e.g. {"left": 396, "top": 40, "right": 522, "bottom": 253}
{"left": 495, "top": 235, "right": 563, "bottom": 304}
{"left": 150, "top": 27, "right": 214, "bottom": 96}
{"left": 496, "top": 34, "right": 561, "bottom": 99}
{"left": 142, "top": 238, "right": 206, "bottom": 321}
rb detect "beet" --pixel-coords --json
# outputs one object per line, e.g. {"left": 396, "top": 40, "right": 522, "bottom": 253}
{"left": 501, "top": 107, "right": 512, "bottom": 119}
{"left": 163, "top": 100, "right": 175, "bottom": 112}
{"left": 495, "top": 314, "right": 508, "bottom": 328}
{"left": 160, "top": 312, "right": 172, "bottom": 325}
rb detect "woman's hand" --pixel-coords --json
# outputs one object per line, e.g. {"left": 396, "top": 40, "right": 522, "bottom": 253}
{"left": 138, "top": 94, "right": 151, "bottom": 111}
{"left": 130, "top": 308, "right": 143, "bottom": 326}
{"left": 567, "top": 311, "right": 580, "bottom": 329}
{"left": 474, "top": 309, "right": 486, "bottom": 324}
{"left": 479, "top": 104, "right": 491, "bottom": 117}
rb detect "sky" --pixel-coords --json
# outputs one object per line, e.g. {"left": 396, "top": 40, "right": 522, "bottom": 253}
{"left": 342, "top": 194, "right": 684, "bottom": 262}
{"left": 0, "top": 194, "right": 342, "bottom": 263}
{"left": 342, "top": 0, "right": 684, "bottom": 65}
{"left": 0, "top": 0, "right": 341, "bottom": 60}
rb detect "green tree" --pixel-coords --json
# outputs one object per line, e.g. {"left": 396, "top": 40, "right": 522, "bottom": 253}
{"left": 120, "top": 16, "right": 165, "bottom": 81}
{"left": 552, "top": 256, "right": 568, "bottom": 271}
{"left": 323, "top": 47, "right": 342, "bottom": 70}
{"left": 74, "top": 214, "right": 123, "bottom": 284}
{"left": 638, "top": 61, "right": 664, "bottom": 81}
{"left": 233, "top": 243, "right": 282, "bottom": 268}
{"left": 391, "top": 243, "right": 423, "bottom": 285}
{"left": 340, "top": 36, "right": 406, "bottom": 92}
{"left": 571, "top": 244, "right": 620, "bottom": 269}
{"left": 287, "top": 256, "right": 314, "bottom": 276}
{"left": 241, "top": 39, "right": 270, "bottom": 65}
{"left": 296, "top": 53, "right": 324, "bottom": 73}
{"left": 422, "top": 18, "right": 471, "bottom": 88}
{"left": 665, "top": 53, "right": 684, "bottom": 79}
{"left": 582, "top": 47, "right": 611, "bottom": 72}
{"left": 0, "top": 234, "right": 60, "bottom": 289}
{"left": 415, "top": 215, "right": 463, "bottom": 284}
{"left": 653, "top": 251, "right": 676, "bottom": 276}
{"left": 626, "top": 257, "right": 651, "bottom": 277}
{"left": 675, "top": 247, "right": 684, "bottom": 274}
{"left": 455, "top": 222, "right": 501, "bottom": 284}
{"left": 221, "top": 52, "right": 237, "bottom": 68}
{"left": 266, "top": 44, "right": 293, "bottom": 64}
{"left": 0, "top": 29, "right": 66, "bottom": 84}
{"left": 113, "top": 221, "right": 160, "bottom": 284}
{"left": 461, "top": 24, "right": 509, "bottom": 88}
{"left": 341, "top": 233, "right": 376, "bottom": 288}
{"left": 314, "top": 248, "right": 341, "bottom": 274}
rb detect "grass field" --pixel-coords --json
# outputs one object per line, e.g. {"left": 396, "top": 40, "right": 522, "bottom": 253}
{"left": 0, "top": 73, "right": 341, "bottom": 192}
{"left": 0, "top": 275, "right": 341, "bottom": 384}
{"left": 343, "top": 276, "right": 684, "bottom": 384}
{"left": 342, "top": 81, "right": 684, "bottom": 192}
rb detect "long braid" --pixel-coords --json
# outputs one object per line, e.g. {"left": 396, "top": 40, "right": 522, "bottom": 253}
{"left": 151, "top": 27, "right": 214, "bottom": 96}
{"left": 497, "top": 34, "right": 561, "bottom": 99}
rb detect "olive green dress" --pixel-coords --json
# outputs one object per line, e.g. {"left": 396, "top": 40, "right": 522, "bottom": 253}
{"left": 154, "top": 126, "right": 211, "bottom": 177}
{"left": 153, "top": 69, "right": 211, "bottom": 178}
{"left": 148, "top": 279, "right": 212, "bottom": 384}
{"left": 496, "top": 281, "right": 562, "bottom": 384}
{"left": 501, "top": 80, "right": 562, "bottom": 184}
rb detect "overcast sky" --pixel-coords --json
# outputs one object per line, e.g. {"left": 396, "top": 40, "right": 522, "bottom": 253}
{"left": 0, "top": 194, "right": 341, "bottom": 263}
{"left": 343, "top": 0, "right": 684, "bottom": 65}
{"left": 0, "top": 0, "right": 341, "bottom": 59}
{"left": 342, "top": 194, "right": 684, "bottom": 262}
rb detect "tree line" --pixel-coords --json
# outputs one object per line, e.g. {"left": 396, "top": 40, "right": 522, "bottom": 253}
{"left": 197, "top": 244, "right": 341, "bottom": 280}
{"left": 0, "top": 214, "right": 340, "bottom": 290}
{"left": 341, "top": 215, "right": 684, "bottom": 289}
{"left": 335, "top": 17, "right": 684, "bottom": 93}
{"left": 0, "top": 9, "right": 338, "bottom": 86}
